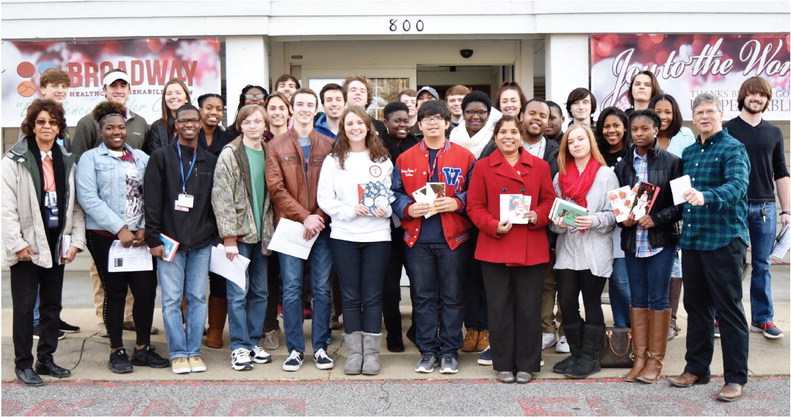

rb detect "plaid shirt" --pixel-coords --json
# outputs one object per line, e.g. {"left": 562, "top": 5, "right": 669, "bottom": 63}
{"left": 633, "top": 150, "right": 663, "bottom": 258}
{"left": 679, "top": 129, "right": 750, "bottom": 251}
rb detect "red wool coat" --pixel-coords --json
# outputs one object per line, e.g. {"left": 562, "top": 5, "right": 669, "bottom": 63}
{"left": 466, "top": 148, "right": 555, "bottom": 266}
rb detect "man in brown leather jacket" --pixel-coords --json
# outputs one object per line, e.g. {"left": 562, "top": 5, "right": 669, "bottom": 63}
{"left": 265, "top": 88, "right": 336, "bottom": 372}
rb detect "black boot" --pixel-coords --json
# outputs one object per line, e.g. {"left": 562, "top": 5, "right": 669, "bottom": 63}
{"left": 564, "top": 323, "right": 604, "bottom": 379}
{"left": 384, "top": 315, "right": 405, "bottom": 352}
{"left": 553, "top": 321, "right": 583, "bottom": 374}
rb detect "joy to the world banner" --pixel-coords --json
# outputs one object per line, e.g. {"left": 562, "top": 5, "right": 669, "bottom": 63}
{"left": 591, "top": 34, "right": 790, "bottom": 120}
{"left": 2, "top": 38, "right": 222, "bottom": 127}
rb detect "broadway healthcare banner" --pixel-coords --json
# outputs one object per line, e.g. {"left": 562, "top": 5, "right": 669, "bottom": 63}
{"left": 2, "top": 38, "right": 222, "bottom": 127}
{"left": 591, "top": 34, "right": 790, "bottom": 120}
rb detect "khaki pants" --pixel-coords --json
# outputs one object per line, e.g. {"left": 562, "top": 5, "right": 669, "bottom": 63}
{"left": 91, "top": 261, "right": 134, "bottom": 325}
{"left": 540, "top": 262, "right": 563, "bottom": 335}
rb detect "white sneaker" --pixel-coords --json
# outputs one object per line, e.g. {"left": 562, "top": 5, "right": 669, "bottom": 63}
{"left": 313, "top": 348, "right": 334, "bottom": 370}
{"left": 282, "top": 350, "right": 304, "bottom": 372}
{"left": 250, "top": 345, "right": 272, "bottom": 364}
{"left": 555, "top": 335, "right": 570, "bottom": 353}
{"left": 231, "top": 348, "right": 253, "bottom": 371}
{"left": 541, "top": 332, "right": 557, "bottom": 349}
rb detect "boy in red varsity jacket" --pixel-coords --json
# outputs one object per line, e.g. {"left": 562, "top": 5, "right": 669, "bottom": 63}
{"left": 391, "top": 101, "right": 475, "bottom": 374}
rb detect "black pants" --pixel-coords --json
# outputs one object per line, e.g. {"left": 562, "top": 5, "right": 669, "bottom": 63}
{"left": 87, "top": 231, "right": 157, "bottom": 349}
{"left": 263, "top": 254, "right": 281, "bottom": 332}
{"left": 482, "top": 262, "right": 544, "bottom": 373}
{"left": 382, "top": 227, "right": 407, "bottom": 333}
{"left": 682, "top": 238, "right": 749, "bottom": 384}
{"left": 555, "top": 269, "right": 607, "bottom": 325}
{"left": 11, "top": 260, "right": 64, "bottom": 369}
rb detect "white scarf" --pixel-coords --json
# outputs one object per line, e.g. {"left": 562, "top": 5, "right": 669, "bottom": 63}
{"left": 450, "top": 108, "right": 502, "bottom": 159}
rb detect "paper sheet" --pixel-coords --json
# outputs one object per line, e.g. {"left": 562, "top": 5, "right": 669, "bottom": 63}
{"left": 771, "top": 224, "right": 790, "bottom": 260}
{"left": 210, "top": 244, "right": 251, "bottom": 292}
{"left": 107, "top": 240, "right": 154, "bottom": 272}
{"left": 267, "top": 218, "right": 320, "bottom": 260}
{"left": 670, "top": 175, "right": 692, "bottom": 205}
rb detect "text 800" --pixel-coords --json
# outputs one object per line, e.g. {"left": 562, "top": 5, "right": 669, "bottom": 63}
{"left": 389, "top": 19, "right": 424, "bottom": 32}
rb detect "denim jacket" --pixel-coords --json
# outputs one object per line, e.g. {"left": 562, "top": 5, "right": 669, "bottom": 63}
{"left": 76, "top": 143, "right": 149, "bottom": 234}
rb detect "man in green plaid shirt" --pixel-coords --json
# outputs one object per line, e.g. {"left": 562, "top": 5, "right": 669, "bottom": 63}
{"left": 668, "top": 93, "right": 750, "bottom": 403}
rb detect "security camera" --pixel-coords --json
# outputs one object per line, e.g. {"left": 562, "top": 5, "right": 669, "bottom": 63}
{"left": 460, "top": 49, "right": 473, "bottom": 59}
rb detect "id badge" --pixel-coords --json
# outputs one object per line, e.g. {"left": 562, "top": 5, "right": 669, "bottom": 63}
{"left": 45, "top": 190, "right": 58, "bottom": 208}
{"left": 174, "top": 201, "right": 190, "bottom": 212}
{"left": 177, "top": 193, "right": 194, "bottom": 209}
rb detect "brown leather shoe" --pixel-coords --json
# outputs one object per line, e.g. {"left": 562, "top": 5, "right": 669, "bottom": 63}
{"left": 667, "top": 372, "right": 710, "bottom": 387}
{"left": 462, "top": 329, "right": 479, "bottom": 352}
{"left": 717, "top": 383, "right": 744, "bottom": 402}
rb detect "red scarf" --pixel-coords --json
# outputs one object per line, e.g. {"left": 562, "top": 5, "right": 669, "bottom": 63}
{"left": 559, "top": 158, "right": 601, "bottom": 208}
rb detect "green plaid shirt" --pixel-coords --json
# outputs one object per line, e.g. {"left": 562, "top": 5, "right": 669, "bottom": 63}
{"left": 679, "top": 129, "right": 750, "bottom": 251}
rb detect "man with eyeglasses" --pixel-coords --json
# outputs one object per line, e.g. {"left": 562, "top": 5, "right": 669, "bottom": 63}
{"left": 70, "top": 69, "right": 153, "bottom": 339}
{"left": 144, "top": 104, "right": 218, "bottom": 375}
{"left": 391, "top": 100, "right": 476, "bottom": 375}
{"left": 668, "top": 93, "right": 750, "bottom": 402}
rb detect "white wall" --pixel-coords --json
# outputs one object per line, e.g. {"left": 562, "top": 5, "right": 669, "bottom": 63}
{"left": 544, "top": 34, "right": 590, "bottom": 108}
{"left": 225, "top": 36, "right": 269, "bottom": 124}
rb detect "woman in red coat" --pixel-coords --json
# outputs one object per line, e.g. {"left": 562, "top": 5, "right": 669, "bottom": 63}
{"left": 466, "top": 115, "right": 556, "bottom": 383}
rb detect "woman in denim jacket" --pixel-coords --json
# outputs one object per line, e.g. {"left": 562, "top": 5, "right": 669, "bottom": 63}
{"left": 76, "top": 101, "right": 169, "bottom": 374}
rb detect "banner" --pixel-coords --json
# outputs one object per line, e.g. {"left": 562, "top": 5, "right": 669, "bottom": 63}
{"left": 2, "top": 38, "right": 222, "bottom": 127}
{"left": 591, "top": 34, "right": 790, "bottom": 120}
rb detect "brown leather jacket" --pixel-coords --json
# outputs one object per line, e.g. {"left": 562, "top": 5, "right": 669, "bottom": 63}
{"left": 265, "top": 128, "right": 334, "bottom": 224}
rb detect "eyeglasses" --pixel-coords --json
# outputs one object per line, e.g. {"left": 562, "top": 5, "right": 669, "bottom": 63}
{"left": 693, "top": 109, "right": 719, "bottom": 117}
{"left": 420, "top": 116, "right": 445, "bottom": 125}
{"left": 35, "top": 119, "right": 59, "bottom": 127}
{"left": 245, "top": 93, "right": 266, "bottom": 100}
{"left": 176, "top": 118, "right": 201, "bottom": 125}
{"left": 464, "top": 110, "right": 488, "bottom": 117}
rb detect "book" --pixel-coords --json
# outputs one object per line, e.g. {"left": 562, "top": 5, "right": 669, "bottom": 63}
{"left": 358, "top": 181, "right": 395, "bottom": 216}
{"left": 159, "top": 233, "right": 180, "bottom": 262}
{"left": 549, "top": 197, "right": 588, "bottom": 228}
{"left": 631, "top": 182, "right": 660, "bottom": 219}
{"left": 607, "top": 185, "right": 637, "bottom": 223}
{"left": 500, "top": 194, "right": 532, "bottom": 224}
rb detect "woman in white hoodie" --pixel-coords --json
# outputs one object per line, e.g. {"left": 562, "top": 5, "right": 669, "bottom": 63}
{"left": 449, "top": 91, "right": 502, "bottom": 159}
{"left": 317, "top": 106, "right": 393, "bottom": 376}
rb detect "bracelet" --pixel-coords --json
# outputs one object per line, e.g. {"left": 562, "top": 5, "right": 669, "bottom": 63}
{"left": 780, "top": 211, "right": 790, "bottom": 216}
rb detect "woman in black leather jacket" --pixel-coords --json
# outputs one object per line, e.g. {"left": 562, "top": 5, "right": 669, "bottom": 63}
{"left": 613, "top": 109, "right": 682, "bottom": 385}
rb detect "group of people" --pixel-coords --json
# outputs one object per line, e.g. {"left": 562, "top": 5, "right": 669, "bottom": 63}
{"left": 3, "top": 66, "right": 787, "bottom": 402}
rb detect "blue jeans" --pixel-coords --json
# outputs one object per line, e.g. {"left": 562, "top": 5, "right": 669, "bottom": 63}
{"left": 624, "top": 248, "right": 675, "bottom": 310}
{"left": 609, "top": 258, "right": 631, "bottom": 327}
{"left": 278, "top": 230, "right": 332, "bottom": 353}
{"left": 747, "top": 202, "right": 776, "bottom": 325}
{"left": 157, "top": 245, "right": 210, "bottom": 360}
{"left": 226, "top": 242, "right": 269, "bottom": 351}
{"left": 404, "top": 241, "right": 469, "bottom": 359}
{"left": 330, "top": 239, "right": 390, "bottom": 333}
{"left": 33, "top": 293, "right": 40, "bottom": 325}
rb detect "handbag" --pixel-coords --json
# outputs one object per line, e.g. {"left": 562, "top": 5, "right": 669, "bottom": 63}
{"left": 599, "top": 327, "right": 634, "bottom": 368}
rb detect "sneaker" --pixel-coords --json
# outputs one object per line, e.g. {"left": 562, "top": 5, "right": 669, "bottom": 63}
{"left": 188, "top": 356, "right": 207, "bottom": 372}
{"left": 263, "top": 330, "right": 280, "bottom": 350}
{"left": 130, "top": 345, "right": 169, "bottom": 368}
{"left": 439, "top": 356, "right": 459, "bottom": 374}
{"left": 108, "top": 349, "right": 133, "bottom": 374}
{"left": 751, "top": 322, "right": 784, "bottom": 339}
{"left": 714, "top": 321, "right": 721, "bottom": 338}
{"left": 477, "top": 347, "right": 492, "bottom": 366}
{"left": 59, "top": 320, "right": 80, "bottom": 333}
{"left": 313, "top": 348, "right": 334, "bottom": 370}
{"left": 542, "top": 332, "right": 557, "bottom": 349}
{"left": 555, "top": 335, "right": 570, "bottom": 353}
{"left": 32, "top": 325, "right": 65, "bottom": 340}
{"left": 541, "top": 357, "right": 545, "bottom": 367}
{"left": 171, "top": 357, "right": 190, "bottom": 374}
{"left": 415, "top": 353, "right": 438, "bottom": 373}
{"left": 250, "top": 345, "right": 272, "bottom": 364}
{"left": 231, "top": 348, "right": 253, "bottom": 371}
{"left": 283, "top": 350, "right": 304, "bottom": 372}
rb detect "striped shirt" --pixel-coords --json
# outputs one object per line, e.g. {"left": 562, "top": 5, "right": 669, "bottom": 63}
{"left": 678, "top": 129, "right": 750, "bottom": 251}
{"left": 633, "top": 150, "right": 662, "bottom": 258}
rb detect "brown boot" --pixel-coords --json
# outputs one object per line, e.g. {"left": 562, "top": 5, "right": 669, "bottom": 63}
{"left": 637, "top": 309, "right": 671, "bottom": 383}
{"left": 624, "top": 307, "right": 649, "bottom": 382}
{"left": 462, "top": 329, "right": 479, "bottom": 352}
{"left": 205, "top": 296, "right": 227, "bottom": 349}
{"left": 667, "top": 279, "right": 683, "bottom": 341}
{"left": 476, "top": 330, "right": 490, "bottom": 352}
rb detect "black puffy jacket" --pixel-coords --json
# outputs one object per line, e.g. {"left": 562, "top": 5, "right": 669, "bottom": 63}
{"left": 613, "top": 146, "right": 683, "bottom": 253}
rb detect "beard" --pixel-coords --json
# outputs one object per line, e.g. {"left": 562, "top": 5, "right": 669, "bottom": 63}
{"left": 743, "top": 101, "right": 768, "bottom": 114}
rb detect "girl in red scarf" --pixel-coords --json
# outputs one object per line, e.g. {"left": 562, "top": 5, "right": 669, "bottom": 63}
{"left": 550, "top": 124, "right": 619, "bottom": 380}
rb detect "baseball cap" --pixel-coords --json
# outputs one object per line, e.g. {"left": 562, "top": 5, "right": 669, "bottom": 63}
{"left": 417, "top": 86, "right": 439, "bottom": 100}
{"left": 102, "top": 70, "right": 131, "bottom": 87}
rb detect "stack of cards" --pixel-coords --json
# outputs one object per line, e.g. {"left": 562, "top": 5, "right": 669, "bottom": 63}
{"left": 358, "top": 181, "right": 395, "bottom": 215}
{"left": 549, "top": 197, "right": 588, "bottom": 228}
{"left": 412, "top": 182, "right": 446, "bottom": 218}
{"left": 500, "top": 194, "right": 532, "bottom": 224}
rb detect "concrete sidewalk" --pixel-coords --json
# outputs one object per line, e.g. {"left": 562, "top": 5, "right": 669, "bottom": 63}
{"left": 1, "top": 262, "right": 788, "bottom": 383}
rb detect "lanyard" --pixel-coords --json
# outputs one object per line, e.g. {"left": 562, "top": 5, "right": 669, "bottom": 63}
{"left": 424, "top": 140, "right": 446, "bottom": 181}
{"left": 177, "top": 145, "right": 197, "bottom": 194}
